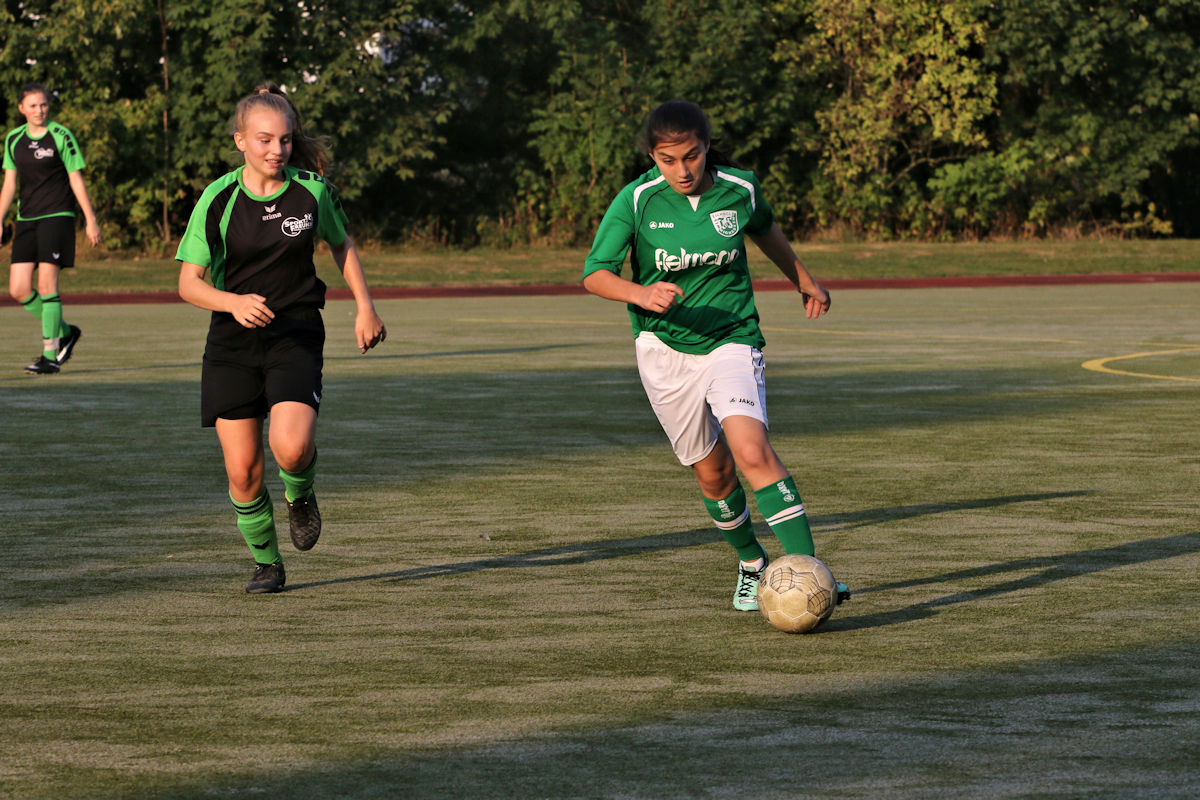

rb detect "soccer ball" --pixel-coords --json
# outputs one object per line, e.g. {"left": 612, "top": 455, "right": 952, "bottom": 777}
{"left": 757, "top": 554, "right": 838, "bottom": 634}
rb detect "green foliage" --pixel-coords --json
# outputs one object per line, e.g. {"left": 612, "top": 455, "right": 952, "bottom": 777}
{"left": 0, "top": 0, "right": 1197, "bottom": 247}
{"left": 775, "top": 0, "right": 997, "bottom": 237}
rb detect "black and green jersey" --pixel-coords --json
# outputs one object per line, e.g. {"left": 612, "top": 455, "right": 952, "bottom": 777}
{"left": 583, "top": 165, "right": 774, "bottom": 355}
{"left": 176, "top": 165, "right": 348, "bottom": 312}
{"left": 2, "top": 122, "right": 86, "bottom": 221}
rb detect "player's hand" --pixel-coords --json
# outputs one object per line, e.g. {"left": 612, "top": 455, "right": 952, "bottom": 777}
{"left": 85, "top": 219, "right": 101, "bottom": 247}
{"left": 356, "top": 310, "right": 386, "bottom": 353}
{"left": 636, "top": 281, "right": 684, "bottom": 314}
{"left": 800, "top": 283, "right": 830, "bottom": 319}
{"left": 229, "top": 293, "right": 274, "bottom": 328}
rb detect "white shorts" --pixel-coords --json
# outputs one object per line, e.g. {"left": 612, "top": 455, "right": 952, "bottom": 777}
{"left": 635, "top": 331, "right": 769, "bottom": 466}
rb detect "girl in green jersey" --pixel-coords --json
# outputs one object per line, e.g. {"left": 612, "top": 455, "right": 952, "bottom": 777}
{"left": 1, "top": 83, "right": 101, "bottom": 374}
{"left": 583, "top": 100, "right": 846, "bottom": 612}
{"left": 178, "top": 85, "right": 386, "bottom": 593}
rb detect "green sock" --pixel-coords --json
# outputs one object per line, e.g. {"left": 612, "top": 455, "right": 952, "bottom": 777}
{"left": 40, "top": 293, "right": 63, "bottom": 359}
{"left": 232, "top": 489, "right": 281, "bottom": 565}
{"left": 20, "top": 291, "right": 42, "bottom": 322}
{"left": 754, "top": 476, "right": 815, "bottom": 556}
{"left": 279, "top": 450, "right": 317, "bottom": 503}
{"left": 703, "top": 483, "right": 766, "bottom": 563}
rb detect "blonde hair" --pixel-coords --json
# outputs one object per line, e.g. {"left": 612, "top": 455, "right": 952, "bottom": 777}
{"left": 233, "top": 83, "right": 330, "bottom": 175}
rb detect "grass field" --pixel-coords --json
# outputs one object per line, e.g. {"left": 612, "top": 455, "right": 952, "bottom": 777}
{"left": 2, "top": 283, "right": 1199, "bottom": 798}
{"left": 3, "top": 238, "right": 1198, "bottom": 294}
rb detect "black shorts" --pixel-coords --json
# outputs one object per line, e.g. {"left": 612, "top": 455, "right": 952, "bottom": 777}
{"left": 201, "top": 307, "right": 325, "bottom": 427}
{"left": 11, "top": 216, "right": 77, "bottom": 269}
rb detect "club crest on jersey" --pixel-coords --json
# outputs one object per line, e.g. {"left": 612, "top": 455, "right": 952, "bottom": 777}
{"left": 32, "top": 146, "right": 55, "bottom": 160}
{"left": 281, "top": 213, "right": 314, "bottom": 237}
{"left": 710, "top": 210, "right": 739, "bottom": 238}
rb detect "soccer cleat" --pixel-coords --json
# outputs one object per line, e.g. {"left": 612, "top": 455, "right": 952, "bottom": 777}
{"left": 56, "top": 325, "right": 82, "bottom": 364}
{"left": 24, "top": 355, "right": 60, "bottom": 375}
{"left": 286, "top": 491, "right": 321, "bottom": 551}
{"left": 733, "top": 561, "right": 767, "bottom": 611}
{"left": 246, "top": 561, "right": 286, "bottom": 593}
{"left": 836, "top": 582, "right": 851, "bottom": 605}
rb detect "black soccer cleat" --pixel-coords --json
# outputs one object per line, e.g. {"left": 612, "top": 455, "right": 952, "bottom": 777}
{"left": 836, "top": 582, "right": 851, "bottom": 605}
{"left": 56, "top": 325, "right": 82, "bottom": 364}
{"left": 24, "top": 355, "right": 60, "bottom": 375}
{"left": 286, "top": 491, "right": 322, "bottom": 551}
{"left": 246, "top": 561, "right": 286, "bottom": 594}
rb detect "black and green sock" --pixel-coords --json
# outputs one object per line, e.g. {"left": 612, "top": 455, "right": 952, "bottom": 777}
{"left": 754, "top": 475, "right": 815, "bottom": 556}
{"left": 279, "top": 450, "right": 317, "bottom": 503}
{"left": 703, "top": 483, "right": 767, "bottom": 563}
{"left": 232, "top": 489, "right": 281, "bottom": 565}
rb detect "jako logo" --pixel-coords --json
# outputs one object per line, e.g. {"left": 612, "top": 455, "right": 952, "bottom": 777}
{"left": 654, "top": 247, "right": 739, "bottom": 272}
{"left": 648, "top": 221, "right": 674, "bottom": 229}
{"left": 281, "top": 213, "right": 314, "bottom": 237}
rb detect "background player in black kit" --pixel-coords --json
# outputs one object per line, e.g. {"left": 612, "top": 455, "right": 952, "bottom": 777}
{"left": 1, "top": 82, "right": 101, "bottom": 374}
{"left": 177, "top": 84, "right": 386, "bottom": 594}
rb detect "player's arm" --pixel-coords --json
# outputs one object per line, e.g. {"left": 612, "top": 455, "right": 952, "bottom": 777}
{"left": 177, "top": 261, "right": 274, "bottom": 328}
{"left": 583, "top": 269, "right": 684, "bottom": 314}
{"left": 67, "top": 170, "right": 101, "bottom": 247}
{"left": 329, "top": 235, "right": 386, "bottom": 353}
{"left": 749, "top": 223, "right": 830, "bottom": 319}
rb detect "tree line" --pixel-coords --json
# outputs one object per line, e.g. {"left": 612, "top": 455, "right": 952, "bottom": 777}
{"left": 2, "top": 0, "right": 1197, "bottom": 250}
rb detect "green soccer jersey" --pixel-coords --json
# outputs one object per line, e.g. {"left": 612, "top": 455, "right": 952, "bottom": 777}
{"left": 583, "top": 165, "right": 774, "bottom": 354}
{"left": 2, "top": 122, "right": 87, "bottom": 221}
{"left": 175, "top": 165, "right": 348, "bottom": 313}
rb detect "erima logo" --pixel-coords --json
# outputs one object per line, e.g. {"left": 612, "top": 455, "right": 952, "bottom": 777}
{"left": 52, "top": 252, "right": 61, "bottom": 260}
{"left": 710, "top": 210, "right": 739, "bottom": 237}
{"left": 281, "top": 213, "right": 314, "bottom": 237}
{"left": 313, "top": 392, "right": 322, "bottom": 404}
{"left": 262, "top": 203, "right": 282, "bottom": 222}
{"left": 648, "top": 221, "right": 674, "bottom": 230}
{"left": 654, "top": 247, "right": 739, "bottom": 272}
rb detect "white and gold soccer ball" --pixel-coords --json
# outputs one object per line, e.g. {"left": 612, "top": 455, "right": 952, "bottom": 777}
{"left": 757, "top": 554, "right": 838, "bottom": 634}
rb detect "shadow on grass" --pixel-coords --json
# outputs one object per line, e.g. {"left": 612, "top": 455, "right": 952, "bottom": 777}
{"left": 284, "top": 528, "right": 716, "bottom": 591}
{"left": 830, "top": 530, "right": 1200, "bottom": 632}
{"left": 285, "top": 491, "right": 1092, "bottom": 593}
{"left": 815, "top": 490, "right": 1093, "bottom": 531}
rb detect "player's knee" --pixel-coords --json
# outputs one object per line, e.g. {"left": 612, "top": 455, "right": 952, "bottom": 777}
{"left": 730, "top": 442, "right": 778, "bottom": 474}
{"left": 271, "top": 440, "right": 313, "bottom": 474}
{"left": 225, "top": 463, "right": 264, "bottom": 497}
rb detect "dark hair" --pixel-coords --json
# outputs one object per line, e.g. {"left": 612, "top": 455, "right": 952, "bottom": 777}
{"left": 639, "top": 100, "right": 739, "bottom": 168}
{"left": 233, "top": 83, "right": 330, "bottom": 175}
{"left": 18, "top": 82, "right": 51, "bottom": 104}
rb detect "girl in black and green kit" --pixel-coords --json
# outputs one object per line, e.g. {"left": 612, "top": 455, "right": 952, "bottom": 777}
{"left": 177, "top": 84, "right": 386, "bottom": 594}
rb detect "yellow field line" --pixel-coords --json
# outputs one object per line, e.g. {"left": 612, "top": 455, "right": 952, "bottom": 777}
{"left": 1081, "top": 348, "right": 1200, "bottom": 383}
